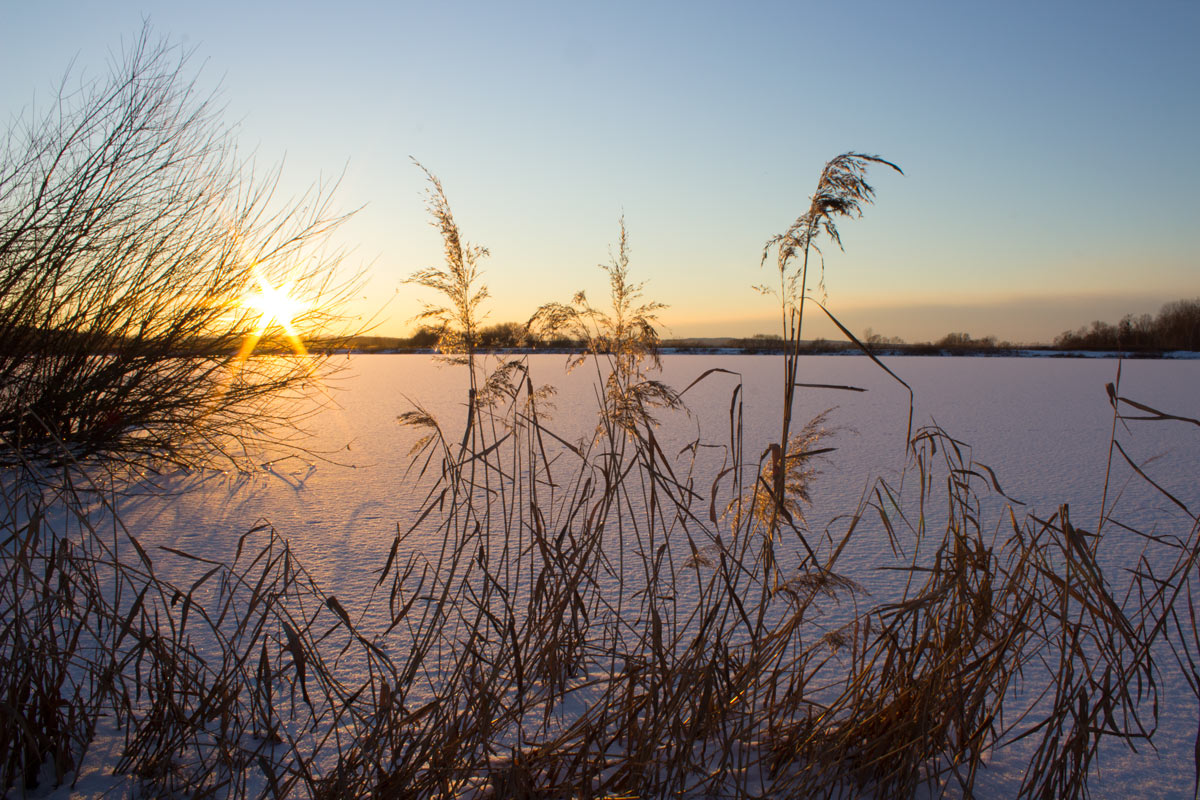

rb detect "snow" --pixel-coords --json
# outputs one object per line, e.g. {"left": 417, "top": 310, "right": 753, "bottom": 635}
{"left": 7, "top": 354, "right": 1200, "bottom": 798}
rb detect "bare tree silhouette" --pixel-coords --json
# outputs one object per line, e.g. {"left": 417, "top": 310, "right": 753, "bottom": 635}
{"left": 0, "top": 28, "right": 360, "bottom": 475}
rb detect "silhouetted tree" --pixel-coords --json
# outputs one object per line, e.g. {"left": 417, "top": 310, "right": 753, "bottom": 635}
{"left": 1054, "top": 300, "right": 1200, "bottom": 351}
{"left": 936, "top": 332, "right": 972, "bottom": 348}
{"left": 478, "top": 321, "right": 527, "bottom": 349}
{"left": 406, "top": 326, "right": 441, "bottom": 348}
{"left": 1156, "top": 300, "right": 1200, "bottom": 350}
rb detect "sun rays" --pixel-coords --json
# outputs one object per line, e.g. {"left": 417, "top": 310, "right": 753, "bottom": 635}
{"left": 235, "top": 266, "right": 311, "bottom": 363}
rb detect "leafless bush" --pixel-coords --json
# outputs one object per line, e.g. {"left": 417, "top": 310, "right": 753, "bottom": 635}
{"left": 0, "top": 27, "right": 360, "bottom": 477}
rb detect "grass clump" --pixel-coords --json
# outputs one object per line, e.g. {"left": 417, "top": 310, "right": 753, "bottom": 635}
{"left": 3, "top": 151, "right": 1199, "bottom": 800}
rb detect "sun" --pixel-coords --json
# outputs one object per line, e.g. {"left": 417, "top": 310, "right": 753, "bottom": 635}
{"left": 244, "top": 276, "right": 304, "bottom": 335}
{"left": 236, "top": 267, "right": 310, "bottom": 361}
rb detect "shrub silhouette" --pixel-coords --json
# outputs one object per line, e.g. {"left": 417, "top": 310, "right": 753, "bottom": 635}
{"left": 0, "top": 28, "right": 358, "bottom": 476}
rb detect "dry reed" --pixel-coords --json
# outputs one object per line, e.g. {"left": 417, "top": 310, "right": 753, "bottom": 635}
{"left": 2, "top": 155, "right": 1198, "bottom": 800}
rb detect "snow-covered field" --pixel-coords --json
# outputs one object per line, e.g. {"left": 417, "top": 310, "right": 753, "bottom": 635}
{"left": 8, "top": 354, "right": 1200, "bottom": 798}
{"left": 119, "top": 354, "right": 1200, "bottom": 555}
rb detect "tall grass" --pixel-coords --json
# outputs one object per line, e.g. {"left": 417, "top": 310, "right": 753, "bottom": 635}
{"left": 3, "top": 156, "right": 1200, "bottom": 798}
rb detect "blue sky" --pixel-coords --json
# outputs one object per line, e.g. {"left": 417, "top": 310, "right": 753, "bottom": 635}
{"left": 3, "top": 1, "right": 1197, "bottom": 342}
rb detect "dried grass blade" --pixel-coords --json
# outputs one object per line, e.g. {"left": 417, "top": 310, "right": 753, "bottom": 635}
{"left": 793, "top": 382, "right": 867, "bottom": 392}
{"left": 809, "top": 299, "right": 913, "bottom": 445}
{"left": 1114, "top": 440, "right": 1195, "bottom": 517}
{"left": 678, "top": 367, "right": 742, "bottom": 397}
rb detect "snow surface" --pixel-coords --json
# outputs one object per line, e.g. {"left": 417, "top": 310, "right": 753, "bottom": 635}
{"left": 10, "top": 354, "right": 1200, "bottom": 799}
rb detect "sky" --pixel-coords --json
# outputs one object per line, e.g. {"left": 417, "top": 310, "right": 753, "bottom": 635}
{"left": 2, "top": 1, "right": 1197, "bottom": 344}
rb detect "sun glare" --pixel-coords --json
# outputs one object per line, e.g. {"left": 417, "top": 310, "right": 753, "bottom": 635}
{"left": 236, "top": 268, "right": 311, "bottom": 362}
{"left": 245, "top": 278, "right": 303, "bottom": 334}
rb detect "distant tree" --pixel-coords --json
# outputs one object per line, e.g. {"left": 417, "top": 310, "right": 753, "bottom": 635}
{"left": 805, "top": 337, "right": 831, "bottom": 352}
{"left": 478, "top": 321, "right": 527, "bottom": 349}
{"left": 1156, "top": 300, "right": 1200, "bottom": 350}
{"left": 936, "top": 332, "right": 973, "bottom": 348}
{"left": 0, "top": 29, "right": 358, "bottom": 473}
{"left": 1057, "top": 321, "right": 1109, "bottom": 350}
{"left": 1054, "top": 300, "right": 1200, "bottom": 351}
{"left": 406, "top": 326, "right": 441, "bottom": 348}
{"left": 863, "top": 328, "right": 905, "bottom": 346}
{"left": 1117, "top": 313, "right": 1155, "bottom": 350}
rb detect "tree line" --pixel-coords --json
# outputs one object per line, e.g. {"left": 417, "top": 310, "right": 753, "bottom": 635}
{"left": 341, "top": 300, "right": 1200, "bottom": 356}
{"left": 1053, "top": 299, "right": 1200, "bottom": 351}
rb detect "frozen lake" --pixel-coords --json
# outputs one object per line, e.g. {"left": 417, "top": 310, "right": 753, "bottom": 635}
{"left": 111, "top": 352, "right": 1200, "bottom": 798}
{"left": 124, "top": 353, "right": 1200, "bottom": 576}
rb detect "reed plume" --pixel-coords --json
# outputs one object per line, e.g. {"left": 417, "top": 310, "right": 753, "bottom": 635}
{"left": 529, "top": 218, "right": 679, "bottom": 436}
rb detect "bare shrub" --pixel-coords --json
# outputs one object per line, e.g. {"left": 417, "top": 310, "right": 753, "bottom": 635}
{"left": 0, "top": 28, "right": 360, "bottom": 476}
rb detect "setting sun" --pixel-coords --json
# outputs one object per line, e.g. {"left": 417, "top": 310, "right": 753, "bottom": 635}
{"left": 243, "top": 271, "right": 304, "bottom": 335}
{"left": 235, "top": 268, "right": 310, "bottom": 361}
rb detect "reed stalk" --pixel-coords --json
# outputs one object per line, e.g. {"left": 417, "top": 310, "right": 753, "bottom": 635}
{"left": 3, "top": 154, "right": 1198, "bottom": 799}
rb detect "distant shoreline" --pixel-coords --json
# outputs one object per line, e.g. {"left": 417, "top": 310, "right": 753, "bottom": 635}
{"left": 320, "top": 343, "right": 1200, "bottom": 360}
